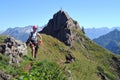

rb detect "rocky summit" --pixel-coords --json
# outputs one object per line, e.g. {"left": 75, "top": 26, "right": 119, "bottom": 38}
{"left": 40, "top": 10, "right": 83, "bottom": 46}
{"left": 0, "top": 37, "right": 27, "bottom": 64}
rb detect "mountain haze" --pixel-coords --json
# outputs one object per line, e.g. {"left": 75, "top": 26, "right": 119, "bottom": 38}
{"left": 1, "top": 26, "right": 43, "bottom": 42}
{"left": 85, "top": 27, "right": 120, "bottom": 39}
{"left": 94, "top": 29, "right": 120, "bottom": 54}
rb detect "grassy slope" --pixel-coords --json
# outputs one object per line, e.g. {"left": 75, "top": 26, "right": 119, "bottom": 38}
{"left": 0, "top": 36, "right": 7, "bottom": 43}
{"left": 30, "top": 33, "right": 119, "bottom": 80}
{"left": 29, "top": 34, "right": 100, "bottom": 80}
{"left": 0, "top": 32, "right": 120, "bottom": 80}
{"left": 71, "top": 28, "right": 120, "bottom": 80}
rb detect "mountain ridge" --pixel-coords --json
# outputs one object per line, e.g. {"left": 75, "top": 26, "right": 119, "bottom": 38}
{"left": 1, "top": 25, "right": 120, "bottom": 42}
{"left": 40, "top": 10, "right": 83, "bottom": 46}
{"left": 85, "top": 27, "right": 120, "bottom": 39}
{"left": 0, "top": 10, "right": 120, "bottom": 80}
{"left": 40, "top": 10, "right": 120, "bottom": 79}
{"left": 1, "top": 26, "right": 43, "bottom": 42}
{"left": 94, "top": 29, "right": 120, "bottom": 54}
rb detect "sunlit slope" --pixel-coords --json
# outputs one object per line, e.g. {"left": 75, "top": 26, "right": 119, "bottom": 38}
{"left": 0, "top": 33, "right": 120, "bottom": 80}
{"left": 33, "top": 33, "right": 120, "bottom": 80}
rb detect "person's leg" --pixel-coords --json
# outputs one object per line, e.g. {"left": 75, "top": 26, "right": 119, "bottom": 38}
{"left": 30, "top": 44, "right": 35, "bottom": 58}
{"left": 34, "top": 50, "right": 37, "bottom": 58}
{"left": 34, "top": 44, "right": 39, "bottom": 58}
{"left": 32, "top": 47, "right": 35, "bottom": 58}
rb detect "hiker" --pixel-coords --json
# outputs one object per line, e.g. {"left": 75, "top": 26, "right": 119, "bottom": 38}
{"left": 26, "top": 25, "right": 42, "bottom": 58}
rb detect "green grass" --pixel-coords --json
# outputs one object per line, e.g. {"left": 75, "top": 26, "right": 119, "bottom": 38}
{"left": 70, "top": 27, "right": 119, "bottom": 80}
{"left": 17, "top": 60, "right": 67, "bottom": 80}
{"left": 0, "top": 36, "right": 6, "bottom": 43}
{"left": 0, "top": 32, "right": 120, "bottom": 80}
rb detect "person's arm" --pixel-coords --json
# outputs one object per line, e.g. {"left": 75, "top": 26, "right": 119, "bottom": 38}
{"left": 26, "top": 33, "right": 31, "bottom": 45}
{"left": 37, "top": 33, "right": 42, "bottom": 44}
{"left": 26, "top": 32, "right": 33, "bottom": 46}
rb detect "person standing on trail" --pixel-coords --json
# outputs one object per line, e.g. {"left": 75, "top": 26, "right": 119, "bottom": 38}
{"left": 26, "top": 25, "right": 42, "bottom": 58}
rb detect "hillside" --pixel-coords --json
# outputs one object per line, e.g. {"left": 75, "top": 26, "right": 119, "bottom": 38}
{"left": 94, "top": 29, "right": 120, "bottom": 54}
{"left": 0, "top": 33, "right": 120, "bottom": 80}
{"left": 0, "top": 10, "right": 120, "bottom": 80}
{"left": 28, "top": 33, "right": 120, "bottom": 80}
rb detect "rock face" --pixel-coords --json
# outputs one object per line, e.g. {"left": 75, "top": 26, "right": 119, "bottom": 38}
{"left": 0, "top": 37, "right": 27, "bottom": 64}
{"left": 0, "top": 70, "right": 11, "bottom": 80}
{"left": 40, "top": 10, "right": 82, "bottom": 46}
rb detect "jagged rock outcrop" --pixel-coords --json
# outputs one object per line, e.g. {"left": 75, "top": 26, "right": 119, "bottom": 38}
{"left": 0, "top": 37, "right": 27, "bottom": 64}
{"left": 0, "top": 70, "right": 11, "bottom": 80}
{"left": 40, "top": 10, "right": 83, "bottom": 46}
{"left": 98, "top": 72, "right": 107, "bottom": 80}
{"left": 65, "top": 52, "right": 75, "bottom": 63}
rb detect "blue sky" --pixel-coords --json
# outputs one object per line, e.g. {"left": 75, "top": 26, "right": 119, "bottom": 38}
{"left": 0, "top": 0, "right": 120, "bottom": 30}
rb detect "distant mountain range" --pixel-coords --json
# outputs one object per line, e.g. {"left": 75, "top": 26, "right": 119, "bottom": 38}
{"left": 85, "top": 27, "right": 120, "bottom": 39}
{"left": 1, "top": 26, "right": 43, "bottom": 42}
{"left": 0, "top": 30, "right": 4, "bottom": 34}
{"left": 1, "top": 26, "right": 120, "bottom": 42}
{"left": 93, "top": 29, "right": 120, "bottom": 54}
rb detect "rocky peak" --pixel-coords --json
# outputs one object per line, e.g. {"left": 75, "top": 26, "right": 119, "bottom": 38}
{"left": 41, "top": 10, "right": 83, "bottom": 46}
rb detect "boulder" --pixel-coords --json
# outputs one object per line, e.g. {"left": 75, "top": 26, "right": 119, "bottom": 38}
{"left": 65, "top": 52, "right": 75, "bottom": 63}
{"left": 0, "top": 37, "right": 27, "bottom": 64}
{"left": 0, "top": 70, "right": 11, "bottom": 80}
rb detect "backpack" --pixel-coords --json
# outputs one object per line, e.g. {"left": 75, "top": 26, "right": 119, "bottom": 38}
{"left": 26, "top": 32, "right": 38, "bottom": 45}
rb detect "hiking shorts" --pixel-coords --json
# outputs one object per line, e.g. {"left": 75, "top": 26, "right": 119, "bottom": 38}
{"left": 30, "top": 40, "right": 39, "bottom": 51}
